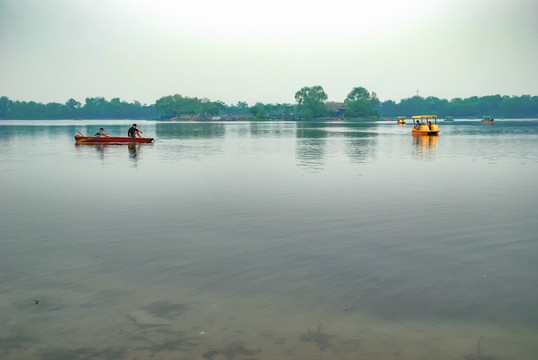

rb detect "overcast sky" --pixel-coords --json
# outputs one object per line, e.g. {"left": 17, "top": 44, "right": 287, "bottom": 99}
{"left": 1, "top": 0, "right": 536, "bottom": 106}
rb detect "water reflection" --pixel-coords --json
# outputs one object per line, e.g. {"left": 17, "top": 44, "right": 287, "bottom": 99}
{"left": 295, "top": 122, "right": 327, "bottom": 170}
{"left": 2, "top": 120, "right": 538, "bottom": 359}
{"left": 412, "top": 135, "right": 438, "bottom": 160}
{"left": 295, "top": 122, "right": 381, "bottom": 168}
{"left": 345, "top": 137, "right": 378, "bottom": 164}
{"left": 155, "top": 122, "right": 226, "bottom": 139}
{"left": 249, "top": 121, "right": 295, "bottom": 137}
{"left": 0, "top": 124, "right": 75, "bottom": 138}
{"left": 128, "top": 143, "right": 143, "bottom": 164}
{"left": 74, "top": 142, "right": 148, "bottom": 164}
{"left": 75, "top": 143, "right": 109, "bottom": 160}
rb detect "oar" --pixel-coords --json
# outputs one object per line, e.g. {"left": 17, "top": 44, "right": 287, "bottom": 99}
{"left": 76, "top": 129, "right": 85, "bottom": 137}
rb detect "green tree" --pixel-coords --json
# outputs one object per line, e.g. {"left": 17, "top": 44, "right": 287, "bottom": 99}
{"left": 249, "top": 102, "right": 268, "bottom": 118}
{"left": 65, "top": 98, "right": 81, "bottom": 118}
{"left": 235, "top": 101, "right": 250, "bottom": 115}
{"left": 294, "top": 86, "right": 328, "bottom": 119}
{"left": 197, "top": 98, "right": 221, "bottom": 119}
{"left": 45, "top": 102, "right": 66, "bottom": 118}
{"left": 155, "top": 95, "right": 176, "bottom": 118}
{"left": 376, "top": 100, "right": 397, "bottom": 117}
{"left": 155, "top": 94, "right": 202, "bottom": 118}
{"left": 344, "top": 87, "right": 378, "bottom": 118}
{"left": 82, "top": 97, "right": 107, "bottom": 118}
{"left": 0, "top": 96, "right": 13, "bottom": 119}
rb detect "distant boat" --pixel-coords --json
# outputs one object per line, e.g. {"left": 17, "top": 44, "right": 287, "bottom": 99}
{"left": 396, "top": 116, "right": 406, "bottom": 125}
{"left": 481, "top": 116, "right": 494, "bottom": 123}
{"left": 444, "top": 116, "right": 454, "bottom": 121}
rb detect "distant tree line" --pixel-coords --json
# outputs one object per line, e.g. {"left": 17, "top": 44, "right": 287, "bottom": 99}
{"left": 154, "top": 86, "right": 379, "bottom": 120}
{"left": 155, "top": 95, "right": 299, "bottom": 119}
{"left": 376, "top": 95, "right": 538, "bottom": 118}
{"left": 1, "top": 91, "right": 536, "bottom": 120}
{"left": 0, "top": 96, "right": 155, "bottom": 120}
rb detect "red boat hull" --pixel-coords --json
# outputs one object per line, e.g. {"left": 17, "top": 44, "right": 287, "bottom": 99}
{"left": 75, "top": 135, "right": 154, "bottom": 143}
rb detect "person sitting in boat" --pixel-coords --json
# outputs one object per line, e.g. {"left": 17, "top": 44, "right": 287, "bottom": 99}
{"left": 428, "top": 121, "right": 432, "bottom": 130}
{"left": 94, "top": 128, "right": 109, "bottom": 137}
{"left": 415, "top": 120, "right": 421, "bottom": 130}
{"left": 128, "top": 124, "right": 143, "bottom": 138}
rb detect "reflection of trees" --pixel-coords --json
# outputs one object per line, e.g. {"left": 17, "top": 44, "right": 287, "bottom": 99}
{"left": 294, "top": 121, "right": 381, "bottom": 169}
{"left": 155, "top": 122, "right": 226, "bottom": 139}
{"left": 295, "top": 122, "right": 327, "bottom": 170}
{"left": 249, "top": 121, "right": 295, "bottom": 138}
{"left": 0, "top": 126, "right": 16, "bottom": 140}
{"left": 225, "top": 121, "right": 251, "bottom": 138}
{"left": 343, "top": 133, "right": 378, "bottom": 164}
{"left": 5, "top": 125, "right": 73, "bottom": 137}
{"left": 296, "top": 138, "right": 327, "bottom": 170}
{"left": 412, "top": 136, "right": 438, "bottom": 160}
{"left": 296, "top": 122, "right": 327, "bottom": 139}
{"left": 334, "top": 122, "right": 378, "bottom": 164}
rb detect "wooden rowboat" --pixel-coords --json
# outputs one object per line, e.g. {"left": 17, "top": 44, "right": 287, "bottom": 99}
{"left": 74, "top": 135, "right": 154, "bottom": 143}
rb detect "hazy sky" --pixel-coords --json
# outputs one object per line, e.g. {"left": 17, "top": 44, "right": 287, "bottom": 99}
{"left": 1, "top": 0, "right": 537, "bottom": 105}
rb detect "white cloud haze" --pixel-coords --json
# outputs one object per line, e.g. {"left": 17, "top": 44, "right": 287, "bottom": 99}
{"left": 1, "top": 0, "right": 536, "bottom": 105}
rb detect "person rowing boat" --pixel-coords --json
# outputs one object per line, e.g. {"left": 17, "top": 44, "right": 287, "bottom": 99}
{"left": 94, "top": 128, "right": 109, "bottom": 137}
{"left": 128, "top": 124, "right": 143, "bottom": 138}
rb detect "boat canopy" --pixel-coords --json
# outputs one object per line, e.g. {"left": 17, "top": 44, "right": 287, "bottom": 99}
{"left": 412, "top": 115, "right": 437, "bottom": 120}
{"left": 398, "top": 116, "right": 406, "bottom": 119}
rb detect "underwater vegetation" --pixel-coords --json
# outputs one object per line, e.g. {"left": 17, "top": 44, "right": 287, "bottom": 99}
{"left": 463, "top": 337, "right": 500, "bottom": 360}
{"left": 125, "top": 314, "right": 169, "bottom": 331}
{"left": 39, "top": 347, "right": 127, "bottom": 360}
{"left": 143, "top": 300, "right": 190, "bottom": 319}
{"left": 135, "top": 331, "right": 198, "bottom": 357}
{"left": 300, "top": 323, "right": 335, "bottom": 350}
{"left": 202, "top": 341, "right": 262, "bottom": 360}
{"left": 0, "top": 327, "right": 33, "bottom": 357}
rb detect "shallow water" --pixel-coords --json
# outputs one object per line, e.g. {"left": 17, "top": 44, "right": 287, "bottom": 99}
{"left": 1, "top": 119, "right": 537, "bottom": 359}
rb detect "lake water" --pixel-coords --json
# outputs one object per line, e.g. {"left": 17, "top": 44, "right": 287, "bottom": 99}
{"left": 0, "top": 119, "right": 537, "bottom": 359}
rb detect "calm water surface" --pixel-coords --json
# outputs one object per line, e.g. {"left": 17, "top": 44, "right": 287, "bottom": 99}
{"left": 1, "top": 119, "right": 537, "bottom": 359}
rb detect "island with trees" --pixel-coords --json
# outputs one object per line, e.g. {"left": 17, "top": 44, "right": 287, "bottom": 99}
{"left": 0, "top": 86, "right": 536, "bottom": 120}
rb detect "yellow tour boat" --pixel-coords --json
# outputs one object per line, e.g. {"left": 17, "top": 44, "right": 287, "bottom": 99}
{"left": 411, "top": 115, "right": 439, "bottom": 136}
{"left": 396, "top": 116, "right": 406, "bottom": 124}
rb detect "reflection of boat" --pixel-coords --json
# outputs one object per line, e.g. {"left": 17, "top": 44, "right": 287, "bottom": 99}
{"left": 481, "top": 116, "right": 494, "bottom": 123}
{"left": 444, "top": 116, "right": 454, "bottom": 121}
{"left": 396, "top": 116, "right": 406, "bottom": 124}
{"left": 413, "top": 134, "right": 438, "bottom": 147}
{"left": 411, "top": 115, "right": 439, "bottom": 136}
{"left": 74, "top": 135, "right": 154, "bottom": 143}
{"left": 413, "top": 134, "right": 438, "bottom": 158}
